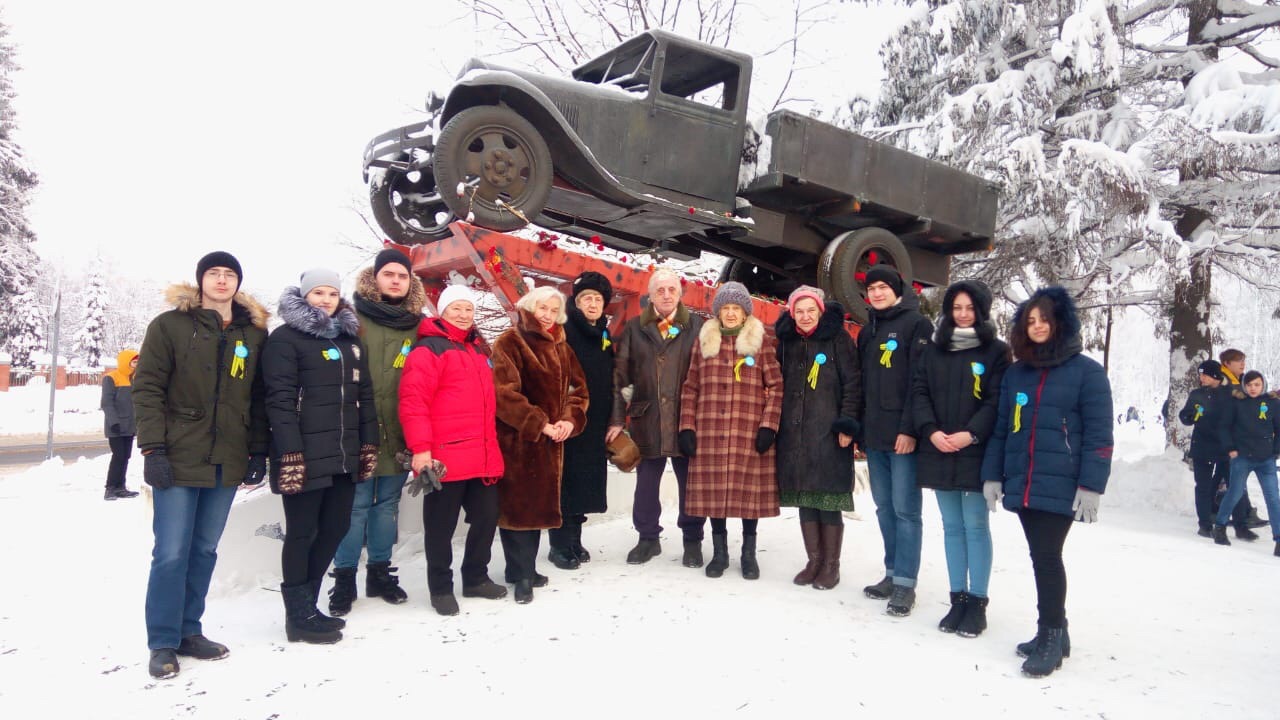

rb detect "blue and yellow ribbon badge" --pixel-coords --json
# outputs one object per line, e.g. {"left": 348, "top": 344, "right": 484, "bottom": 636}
{"left": 1261, "top": 402, "right": 1269, "bottom": 420}
{"left": 667, "top": 326, "right": 680, "bottom": 339}
{"left": 393, "top": 339, "right": 411, "bottom": 369}
{"left": 1193, "top": 404, "right": 1204, "bottom": 422}
{"left": 879, "top": 339, "right": 898, "bottom": 368}
{"left": 1013, "top": 392, "right": 1029, "bottom": 433}
{"left": 971, "top": 362, "right": 986, "bottom": 399}
{"left": 230, "top": 341, "right": 248, "bottom": 379}
{"left": 322, "top": 348, "right": 341, "bottom": 361}
{"left": 602, "top": 329, "right": 612, "bottom": 351}
{"left": 733, "top": 355, "right": 756, "bottom": 382}
{"left": 807, "top": 352, "right": 828, "bottom": 390}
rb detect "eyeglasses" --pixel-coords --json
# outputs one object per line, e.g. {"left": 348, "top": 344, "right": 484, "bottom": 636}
{"left": 204, "top": 270, "right": 239, "bottom": 281}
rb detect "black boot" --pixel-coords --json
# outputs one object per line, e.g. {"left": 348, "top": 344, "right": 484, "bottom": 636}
{"left": 176, "top": 634, "right": 229, "bottom": 660}
{"left": 956, "top": 595, "right": 989, "bottom": 638}
{"left": 1196, "top": 524, "right": 1212, "bottom": 538}
{"left": 309, "top": 579, "right": 345, "bottom": 631}
{"left": 863, "top": 575, "right": 893, "bottom": 599}
{"left": 570, "top": 518, "right": 591, "bottom": 563}
{"left": 740, "top": 534, "right": 760, "bottom": 580}
{"left": 626, "top": 538, "right": 661, "bottom": 564}
{"left": 1021, "top": 625, "right": 1066, "bottom": 678}
{"left": 282, "top": 583, "right": 342, "bottom": 644}
{"left": 547, "top": 525, "right": 580, "bottom": 569}
{"left": 705, "top": 533, "right": 729, "bottom": 578}
{"left": 1246, "top": 507, "right": 1269, "bottom": 529}
{"left": 327, "top": 567, "right": 357, "bottom": 617}
{"left": 886, "top": 584, "right": 916, "bottom": 617}
{"left": 366, "top": 562, "right": 409, "bottom": 604}
{"left": 1016, "top": 619, "right": 1071, "bottom": 658}
{"left": 1235, "top": 525, "right": 1260, "bottom": 541}
{"left": 505, "top": 569, "right": 549, "bottom": 587}
{"left": 547, "top": 545, "right": 581, "bottom": 570}
{"left": 148, "top": 649, "right": 179, "bottom": 679}
{"left": 1274, "top": 541, "right": 1280, "bottom": 557}
{"left": 1212, "top": 524, "right": 1231, "bottom": 546}
{"left": 513, "top": 579, "right": 534, "bottom": 604}
{"left": 938, "top": 591, "right": 968, "bottom": 633}
{"left": 682, "top": 539, "right": 704, "bottom": 568}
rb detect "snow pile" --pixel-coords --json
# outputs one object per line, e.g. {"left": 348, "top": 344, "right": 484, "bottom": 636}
{"left": 0, "top": 384, "right": 103, "bottom": 436}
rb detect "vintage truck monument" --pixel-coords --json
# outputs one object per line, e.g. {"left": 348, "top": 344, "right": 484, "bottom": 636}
{"left": 363, "top": 30, "right": 997, "bottom": 322}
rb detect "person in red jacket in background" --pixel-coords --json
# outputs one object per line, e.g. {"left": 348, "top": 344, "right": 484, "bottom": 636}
{"left": 399, "top": 284, "right": 507, "bottom": 616}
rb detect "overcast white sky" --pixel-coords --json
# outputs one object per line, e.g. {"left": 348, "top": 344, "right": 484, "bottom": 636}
{"left": 4, "top": 0, "right": 898, "bottom": 300}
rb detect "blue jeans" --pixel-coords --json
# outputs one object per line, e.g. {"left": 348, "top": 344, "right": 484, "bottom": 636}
{"left": 1217, "top": 456, "right": 1280, "bottom": 539}
{"left": 935, "top": 490, "right": 992, "bottom": 597}
{"left": 333, "top": 473, "right": 408, "bottom": 568}
{"left": 866, "top": 449, "right": 923, "bottom": 586}
{"left": 144, "top": 472, "right": 238, "bottom": 650}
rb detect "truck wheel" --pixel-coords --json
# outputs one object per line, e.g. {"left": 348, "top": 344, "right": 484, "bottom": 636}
{"left": 369, "top": 161, "right": 456, "bottom": 244}
{"left": 817, "top": 227, "right": 913, "bottom": 325}
{"left": 433, "top": 105, "right": 553, "bottom": 232}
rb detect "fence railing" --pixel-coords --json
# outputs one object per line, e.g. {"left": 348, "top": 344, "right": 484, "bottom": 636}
{"left": 1, "top": 364, "right": 104, "bottom": 391}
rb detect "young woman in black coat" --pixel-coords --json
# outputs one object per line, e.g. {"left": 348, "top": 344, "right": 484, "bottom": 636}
{"left": 263, "top": 268, "right": 378, "bottom": 644}
{"left": 911, "top": 281, "right": 1009, "bottom": 637}
{"left": 548, "top": 272, "right": 616, "bottom": 569}
{"left": 774, "top": 286, "right": 861, "bottom": 590}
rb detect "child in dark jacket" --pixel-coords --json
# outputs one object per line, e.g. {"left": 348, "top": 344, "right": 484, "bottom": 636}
{"left": 1212, "top": 370, "right": 1280, "bottom": 556}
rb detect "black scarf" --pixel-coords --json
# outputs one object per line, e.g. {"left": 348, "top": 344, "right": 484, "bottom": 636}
{"left": 355, "top": 293, "right": 420, "bottom": 331}
{"left": 1026, "top": 333, "right": 1084, "bottom": 368}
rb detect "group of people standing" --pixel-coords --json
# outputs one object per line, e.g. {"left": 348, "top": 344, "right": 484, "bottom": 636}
{"left": 1178, "top": 348, "right": 1280, "bottom": 554}
{"left": 128, "top": 247, "right": 1116, "bottom": 683}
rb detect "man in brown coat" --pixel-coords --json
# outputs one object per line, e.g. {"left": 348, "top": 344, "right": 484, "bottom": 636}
{"left": 607, "top": 268, "right": 708, "bottom": 566}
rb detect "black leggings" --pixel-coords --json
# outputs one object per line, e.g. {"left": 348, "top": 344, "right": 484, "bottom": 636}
{"left": 1018, "top": 508, "right": 1073, "bottom": 628}
{"left": 798, "top": 507, "right": 844, "bottom": 526}
{"left": 106, "top": 436, "right": 133, "bottom": 489}
{"left": 281, "top": 475, "right": 356, "bottom": 587}
{"left": 709, "top": 518, "right": 758, "bottom": 536}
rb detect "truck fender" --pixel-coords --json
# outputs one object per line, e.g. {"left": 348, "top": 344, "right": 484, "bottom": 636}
{"left": 442, "top": 71, "right": 640, "bottom": 208}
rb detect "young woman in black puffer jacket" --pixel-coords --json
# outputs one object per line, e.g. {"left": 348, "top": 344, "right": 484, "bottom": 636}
{"left": 263, "top": 268, "right": 378, "bottom": 645}
{"left": 911, "top": 280, "right": 1009, "bottom": 638}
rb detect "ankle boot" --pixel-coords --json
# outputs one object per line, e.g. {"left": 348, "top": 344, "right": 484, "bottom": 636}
{"left": 956, "top": 595, "right": 988, "bottom": 638}
{"left": 327, "top": 567, "right": 357, "bottom": 617}
{"left": 282, "top": 583, "right": 342, "bottom": 644}
{"left": 547, "top": 526, "right": 580, "bottom": 569}
{"left": 366, "top": 562, "right": 409, "bottom": 604}
{"left": 1021, "top": 625, "right": 1066, "bottom": 678}
{"left": 740, "top": 534, "right": 760, "bottom": 580}
{"left": 812, "top": 523, "right": 843, "bottom": 590}
{"left": 1212, "top": 524, "right": 1231, "bottom": 546}
{"left": 793, "top": 521, "right": 822, "bottom": 586}
{"left": 1016, "top": 618, "right": 1071, "bottom": 658}
{"left": 938, "top": 591, "right": 968, "bottom": 633}
{"left": 309, "top": 579, "right": 345, "bottom": 631}
{"left": 570, "top": 518, "right": 590, "bottom": 563}
{"left": 705, "top": 533, "right": 729, "bottom": 578}
{"left": 682, "top": 539, "right": 704, "bottom": 568}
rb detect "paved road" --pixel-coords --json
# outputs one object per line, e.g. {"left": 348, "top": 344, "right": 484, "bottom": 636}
{"left": 0, "top": 440, "right": 110, "bottom": 467}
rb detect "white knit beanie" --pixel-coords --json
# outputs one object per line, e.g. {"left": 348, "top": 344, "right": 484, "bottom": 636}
{"left": 436, "top": 284, "right": 475, "bottom": 314}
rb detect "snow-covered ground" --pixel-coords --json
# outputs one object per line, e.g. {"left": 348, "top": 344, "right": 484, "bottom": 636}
{"left": 1, "top": 423, "right": 1276, "bottom": 719}
{"left": 0, "top": 384, "right": 104, "bottom": 436}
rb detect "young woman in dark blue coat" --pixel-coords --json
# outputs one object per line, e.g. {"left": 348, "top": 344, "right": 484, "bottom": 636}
{"left": 981, "top": 287, "right": 1113, "bottom": 679}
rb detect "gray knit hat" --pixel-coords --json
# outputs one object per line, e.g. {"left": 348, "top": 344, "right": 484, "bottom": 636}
{"left": 712, "top": 281, "right": 753, "bottom": 316}
{"left": 300, "top": 268, "right": 342, "bottom": 297}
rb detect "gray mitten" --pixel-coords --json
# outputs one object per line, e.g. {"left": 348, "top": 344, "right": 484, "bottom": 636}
{"left": 982, "top": 480, "right": 1003, "bottom": 513}
{"left": 1072, "top": 488, "right": 1101, "bottom": 523}
{"left": 406, "top": 459, "right": 447, "bottom": 498}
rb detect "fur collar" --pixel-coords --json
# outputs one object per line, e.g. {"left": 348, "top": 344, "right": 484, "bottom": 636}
{"left": 277, "top": 286, "right": 361, "bottom": 339}
{"left": 775, "top": 303, "right": 847, "bottom": 343}
{"left": 354, "top": 266, "right": 426, "bottom": 315}
{"left": 639, "top": 301, "right": 691, "bottom": 328}
{"left": 164, "top": 283, "right": 269, "bottom": 330}
{"left": 699, "top": 316, "right": 765, "bottom": 358}
{"left": 516, "top": 308, "right": 565, "bottom": 344}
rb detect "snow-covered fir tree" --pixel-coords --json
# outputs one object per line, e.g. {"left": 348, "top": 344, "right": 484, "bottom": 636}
{"left": 0, "top": 13, "right": 39, "bottom": 354}
{"left": 76, "top": 266, "right": 107, "bottom": 367}
{"left": 861, "top": 0, "right": 1280, "bottom": 452}
{"left": 7, "top": 287, "right": 44, "bottom": 370}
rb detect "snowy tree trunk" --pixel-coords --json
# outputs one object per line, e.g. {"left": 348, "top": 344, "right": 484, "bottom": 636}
{"left": 1164, "top": 212, "right": 1213, "bottom": 454}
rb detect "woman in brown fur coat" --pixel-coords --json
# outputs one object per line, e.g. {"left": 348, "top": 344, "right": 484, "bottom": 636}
{"left": 492, "top": 285, "right": 589, "bottom": 604}
{"left": 679, "top": 281, "right": 783, "bottom": 580}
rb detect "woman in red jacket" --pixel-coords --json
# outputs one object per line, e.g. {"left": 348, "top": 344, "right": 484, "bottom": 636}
{"left": 399, "top": 284, "right": 507, "bottom": 616}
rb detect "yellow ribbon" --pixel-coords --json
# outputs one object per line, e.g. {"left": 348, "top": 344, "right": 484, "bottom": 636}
{"left": 1013, "top": 392, "right": 1029, "bottom": 433}
{"left": 878, "top": 339, "right": 898, "bottom": 368}
{"left": 602, "top": 329, "right": 612, "bottom": 351}
{"left": 229, "top": 340, "right": 246, "bottom": 379}
{"left": 1261, "top": 403, "right": 1270, "bottom": 420}
{"left": 393, "top": 339, "right": 411, "bottom": 369}
{"left": 733, "top": 356, "right": 756, "bottom": 382}
{"left": 807, "top": 361, "right": 820, "bottom": 390}
{"left": 1193, "top": 404, "right": 1203, "bottom": 422}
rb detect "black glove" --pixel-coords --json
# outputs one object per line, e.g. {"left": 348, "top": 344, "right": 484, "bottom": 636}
{"left": 143, "top": 451, "right": 175, "bottom": 490}
{"left": 755, "top": 427, "right": 777, "bottom": 454}
{"left": 678, "top": 429, "right": 697, "bottom": 458}
{"left": 243, "top": 454, "right": 267, "bottom": 485}
{"left": 109, "top": 423, "right": 121, "bottom": 435}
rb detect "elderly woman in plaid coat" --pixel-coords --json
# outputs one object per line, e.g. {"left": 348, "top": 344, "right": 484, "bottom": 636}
{"left": 678, "top": 282, "right": 783, "bottom": 580}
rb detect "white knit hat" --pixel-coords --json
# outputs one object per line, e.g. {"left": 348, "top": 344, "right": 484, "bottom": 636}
{"left": 436, "top": 284, "right": 475, "bottom": 314}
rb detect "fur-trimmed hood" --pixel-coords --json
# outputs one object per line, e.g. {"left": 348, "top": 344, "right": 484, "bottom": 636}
{"left": 699, "top": 315, "right": 765, "bottom": 358}
{"left": 1012, "top": 286, "right": 1083, "bottom": 367}
{"left": 277, "top": 286, "right": 360, "bottom": 339}
{"left": 935, "top": 280, "right": 997, "bottom": 348}
{"left": 164, "top": 282, "right": 269, "bottom": 330}
{"left": 354, "top": 265, "right": 426, "bottom": 315}
{"left": 775, "top": 303, "right": 847, "bottom": 344}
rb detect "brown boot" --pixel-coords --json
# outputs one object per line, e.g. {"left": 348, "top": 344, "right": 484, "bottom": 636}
{"left": 812, "top": 523, "right": 843, "bottom": 590}
{"left": 793, "top": 521, "right": 822, "bottom": 585}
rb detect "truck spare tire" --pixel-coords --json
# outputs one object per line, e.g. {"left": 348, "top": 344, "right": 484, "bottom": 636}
{"left": 369, "top": 161, "right": 456, "bottom": 244}
{"left": 433, "top": 105, "right": 554, "bottom": 232}
{"left": 818, "top": 227, "right": 913, "bottom": 325}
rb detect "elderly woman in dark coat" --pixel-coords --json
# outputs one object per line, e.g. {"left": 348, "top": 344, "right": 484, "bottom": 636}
{"left": 548, "top": 272, "right": 616, "bottom": 570}
{"left": 981, "top": 286, "right": 1113, "bottom": 679}
{"left": 263, "top": 268, "right": 378, "bottom": 645}
{"left": 492, "top": 285, "right": 590, "bottom": 604}
{"left": 679, "top": 281, "right": 783, "bottom": 580}
{"left": 774, "top": 286, "right": 860, "bottom": 590}
{"left": 912, "top": 280, "right": 1010, "bottom": 638}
